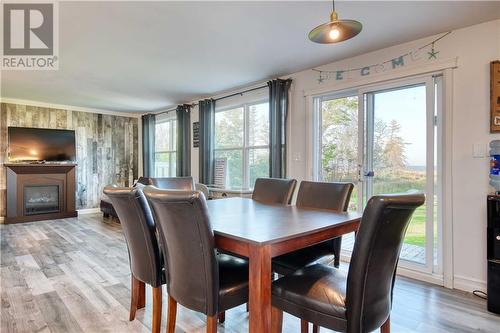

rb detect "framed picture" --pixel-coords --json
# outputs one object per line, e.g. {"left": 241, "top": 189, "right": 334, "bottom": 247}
{"left": 491, "top": 60, "right": 500, "bottom": 133}
{"left": 192, "top": 122, "right": 200, "bottom": 147}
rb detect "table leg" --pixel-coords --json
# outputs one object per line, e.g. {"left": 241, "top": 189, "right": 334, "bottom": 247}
{"left": 248, "top": 244, "right": 272, "bottom": 333}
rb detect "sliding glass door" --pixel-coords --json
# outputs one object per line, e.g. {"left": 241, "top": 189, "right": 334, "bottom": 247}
{"left": 362, "top": 77, "right": 437, "bottom": 272}
{"left": 314, "top": 75, "right": 442, "bottom": 275}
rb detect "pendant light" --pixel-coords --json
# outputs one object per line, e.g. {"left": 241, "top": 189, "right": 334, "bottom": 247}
{"left": 308, "top": 0, "right": 362, "bottom": 44}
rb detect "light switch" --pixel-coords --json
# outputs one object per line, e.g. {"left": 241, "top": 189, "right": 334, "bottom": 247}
{"left": 472, "top": 143, "right": 487, "bottom": 158}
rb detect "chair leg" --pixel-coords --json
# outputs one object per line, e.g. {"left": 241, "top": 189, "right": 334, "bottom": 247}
{"left": 218, "top": 311, "right": 225, "bottom": 323}
{"left": 381, "top": 316, "right": 390, "bottom": 333}
{"left": 332, "top": 237, "right": 342, "bottom": 268}
{"left": 167, "top": 296, "right": 177, "bottom": 333}
{"left": 207, "top": 315, "right": 218, "bottom": 333}
{"left": 130, "top": 275, "right": 144, "bottom": 321}
{"left": 301, "top": 320, "right": 309, "bottom": 333}
{"left": 138, "top": 280, "right": 146, "bottom": 309}
{"left": 152, "top": 286, "right": 162, "bottom": 333}
{"left": 271, "top": 306, "right": 283, "bottom": 333}
{"left": 312, "top": 324, "right": 320, "bottom": 333}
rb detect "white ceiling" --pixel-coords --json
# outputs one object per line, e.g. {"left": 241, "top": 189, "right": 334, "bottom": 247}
{"left": 2, "top": 1, "right": 500, "bottom": 113}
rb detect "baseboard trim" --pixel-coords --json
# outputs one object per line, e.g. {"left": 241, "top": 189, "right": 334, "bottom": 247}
{"left": 77, "top": 208, "right": 101, "bottom": 215}
{"left": 453, "top": 275, "right": 487, "bottom": 293}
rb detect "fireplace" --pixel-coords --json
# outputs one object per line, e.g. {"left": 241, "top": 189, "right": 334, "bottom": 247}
{"left": 24, "top": 185, "right": 60, "bottom": 215}
{"left": 5, "top": 164, "right": 77, "bottom": 224}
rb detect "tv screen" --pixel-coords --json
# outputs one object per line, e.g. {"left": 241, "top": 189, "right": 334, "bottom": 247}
{"left": 8, "top": 127, "right": 76, "bottom": 162}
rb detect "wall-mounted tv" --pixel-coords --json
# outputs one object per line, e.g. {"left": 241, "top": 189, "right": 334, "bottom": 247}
{"left": 8, "top": 127, "right": 76, "bottom": 162}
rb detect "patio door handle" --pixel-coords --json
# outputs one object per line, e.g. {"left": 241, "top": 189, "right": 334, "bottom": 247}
{"left": 364, "top": 171, "right": 375, "bottom": 177}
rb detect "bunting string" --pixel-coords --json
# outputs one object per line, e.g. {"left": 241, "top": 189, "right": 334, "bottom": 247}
{"left": 313, "top": 31, "right": 452, "bottom": 83}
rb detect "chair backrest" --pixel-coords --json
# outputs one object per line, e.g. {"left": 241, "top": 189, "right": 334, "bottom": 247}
{"left": 196, "top": 183, "right": 210, "bottom": 198}
{"left": 103, "top": 186, "right": 163, "bottom": 287}
{"left": 252, "top": 178, "right": 297, "bottom": 205}
{"left": 296, "top": 181, "right": 354, "bottom": 212}
{"left": 151, "top": 176, "right": 195, "bottom": 190}
{"left": 135, "top": 177, "right": 153, "bottom": 186}
{"left": 346, "top": 193, "right": 425, "bottom": 332}
{"left": 144, "top": 187, "right": 219, "bottom": 316}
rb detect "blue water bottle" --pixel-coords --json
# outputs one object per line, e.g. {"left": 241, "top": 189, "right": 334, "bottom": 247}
{"left": 490, "top": 140, "right": 500, "bottom": 194}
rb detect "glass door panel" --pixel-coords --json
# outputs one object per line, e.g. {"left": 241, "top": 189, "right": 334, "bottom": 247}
{"left": 318, "top": 95, "right": 360, "bottom": 211}
{"left": 363, "top": 80, "right": 435, "bottom": 270}
{"left": 316, "top": 94, "right": 360, "bottom": 253}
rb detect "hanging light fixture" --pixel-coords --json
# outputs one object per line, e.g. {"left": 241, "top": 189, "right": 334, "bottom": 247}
{"left": 308, "top": 0, "right": 362, "bottom": 44}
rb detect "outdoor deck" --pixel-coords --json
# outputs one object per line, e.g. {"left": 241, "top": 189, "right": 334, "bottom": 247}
{"left": 341, "top": 233, "right": 426, "bottom": 264}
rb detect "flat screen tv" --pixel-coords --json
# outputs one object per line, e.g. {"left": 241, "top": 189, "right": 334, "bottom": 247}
{"left": 8, "top": 127, "right": 76, "bottom": 162}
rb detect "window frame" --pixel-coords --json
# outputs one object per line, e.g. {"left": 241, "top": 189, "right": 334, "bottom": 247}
{"left": 154, "top": 115, "right": 177, "bottom": 177}
{"left": 214, "top": 99, "right": 269, "bottom": 189}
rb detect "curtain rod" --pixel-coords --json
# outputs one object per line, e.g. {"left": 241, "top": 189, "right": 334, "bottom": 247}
{"left": 214, "top": 84, "right": 267, "bottom": 102}
{"left": 154, "top": 84, "right": 269, "bottom": 116}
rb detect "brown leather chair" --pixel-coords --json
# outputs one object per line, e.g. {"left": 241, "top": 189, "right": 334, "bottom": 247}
{"left": 252, "top": 178, "right": 297, "bottom": 205}
{"left": 103, "top": 185, "right": 163, "bottom": 333}
{"left": 271, "top": 193, "right": 425, "bottom": 333}
{"left": 100, "top": 177, "right": 153, "bottom": 219}
{"left": 151, "top": 176, "right": 195, "bottom": 190}
{"left": 272, "top": 181, "right": 354, "bottom": 275}
{"left": 136, "top": 176, "right": 154, "bottom": 186}
{"left": 144, "top": 187, "right": 249, "bottom": 333}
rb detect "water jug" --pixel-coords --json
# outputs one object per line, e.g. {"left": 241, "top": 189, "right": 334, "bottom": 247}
{"left": 491, "top": 140, "right": 500, "bottom": 193}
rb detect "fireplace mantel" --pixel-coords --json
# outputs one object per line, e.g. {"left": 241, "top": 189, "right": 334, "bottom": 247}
{"left": 5, "top": 163, "right": 77, "bottom": 224}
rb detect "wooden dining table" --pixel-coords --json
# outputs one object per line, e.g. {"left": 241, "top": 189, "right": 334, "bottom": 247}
{"left": 206, "top": 197, "right": 362, "bottom": 333}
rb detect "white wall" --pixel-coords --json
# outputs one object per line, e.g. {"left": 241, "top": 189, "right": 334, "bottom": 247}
{"left": 189, "top": 19, "right": 500, "bottom": 291}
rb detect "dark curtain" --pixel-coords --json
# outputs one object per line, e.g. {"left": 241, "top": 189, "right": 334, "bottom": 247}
{"left": 268, "top": 78, "right": 292, "bottom": 178}
{"left": 176, "top": 104, "right": 191, "bottom": 176}
{"left": 198, "top": 99, "right": 215, "bottom": 185}
{"left": 142, "top": 114, "right": 156, "bottom": 177}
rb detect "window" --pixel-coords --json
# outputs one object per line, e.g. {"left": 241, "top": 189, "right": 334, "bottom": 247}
{"left": 214, "top": 101, "right": 269, "bottom": 189}
{"left": 154, "top": 116, "right": 176, "bottom": 177}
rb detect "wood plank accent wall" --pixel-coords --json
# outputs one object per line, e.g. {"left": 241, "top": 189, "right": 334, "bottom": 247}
{"left": 0, "top": 103, "right": 139, "bottom": 217}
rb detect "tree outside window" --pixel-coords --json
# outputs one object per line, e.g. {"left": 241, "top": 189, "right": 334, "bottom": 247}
{"left": 214, "top": 102, "right": 269, "bottom": 189}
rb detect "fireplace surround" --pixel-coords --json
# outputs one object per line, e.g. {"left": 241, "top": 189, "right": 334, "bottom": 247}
{"left": 5, "top": 164, "right": 77, "bottom": 224}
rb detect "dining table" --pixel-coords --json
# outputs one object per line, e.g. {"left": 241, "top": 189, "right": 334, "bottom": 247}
{"left": 206, "top": 197, "right": 362, "bottom": 333}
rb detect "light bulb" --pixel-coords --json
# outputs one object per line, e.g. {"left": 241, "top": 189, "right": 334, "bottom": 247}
{"left": 329, "top": 28, "right": 340, "bottom": 40}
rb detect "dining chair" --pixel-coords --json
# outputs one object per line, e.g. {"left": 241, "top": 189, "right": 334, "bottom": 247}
{"left": 151, "top": 176, "right": 195, "bottom": 190}
{"left": 272, "top": 181, "right": 354, "bottom": 275}
{"left": 144, "top": 187, "right": 249, "bottom": 333}
{"left": 252, "top": 178, "right": 297, "bottom": 205}
{"left": 103, "top": 186, "right": 164, "bottom": 333}
{"left": 270, "top": 193, "right": 425, "bottom": 333}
